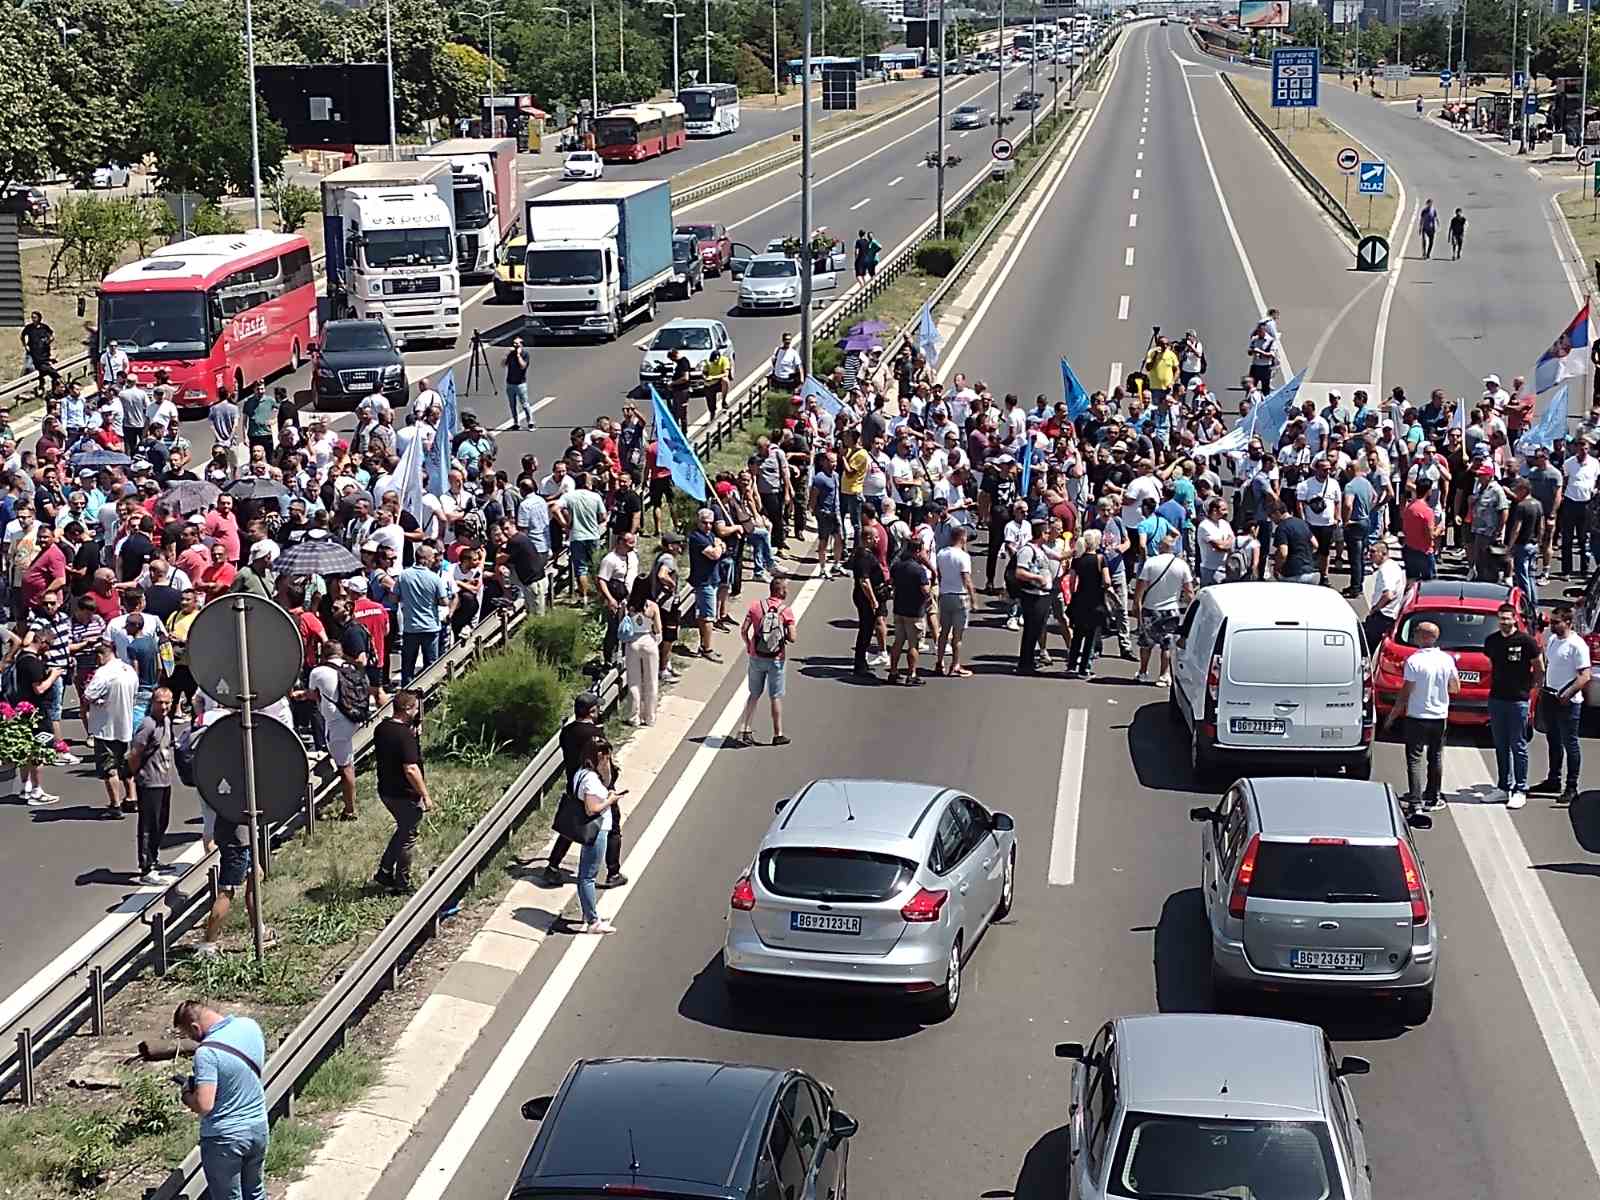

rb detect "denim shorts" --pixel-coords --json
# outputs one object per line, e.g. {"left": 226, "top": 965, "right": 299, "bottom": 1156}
{"left": 219, "top": 842, "right": 253, "bottom": 889}
{"left": 695, "top": 581, "right": 718, "bottom": 620}
{"left": 747, "top": 654, "right": 786, "bottom": 699}
{"left": 570, "top": 539, "right": 597, "bottom": 578}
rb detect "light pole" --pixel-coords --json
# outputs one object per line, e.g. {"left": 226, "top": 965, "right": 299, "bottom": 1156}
{"left": 705, "top": 0, "right": 713, "bottom": 81}
{"left": 994, "top": 0, "right": 1003, "bottom": 127}
{"left": 1028, "top": 0, "right": 1036, "bottom": 142}
{"left": 1508, "top": 3, "right": 1519, "bottom": 144}
{"left": 771, "top": 0, "right": 780, "bottom": 103}
{"left": 542, "top": 4, "right": 571, "bottom": 28}
{"left": 936, "top": 4, "right": 946, "bottom": 238}
{"left": 646, "top": 0, "right": 685, "bottom": 93}
{"left": 591, "top": 0, "right": 600, "bottom": 114}
{"left": 1458, "top": 0, "right": 1467, "bottom": 105}
{"left": 384, "top": 0, "right": 398, "bottom": 159}
{"left": 1583, "top": 12, "right": 1593, "bottom": 164}
{"left": 1520, "top": 38, "right": 1532, "bottom": 153}
{"left": 799, "top": 0, "right": 814, "bottom": 378}
{"left": 466, "top": 0, "right": 506, "bottom": 135}
{"left": 619, "top": 0, "right": 626, "bottom": 72}
{"left": 245, "top": 0, "right": 264, "bottom": 227}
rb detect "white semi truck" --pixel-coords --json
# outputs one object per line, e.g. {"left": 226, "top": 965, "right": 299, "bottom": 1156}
{"left": 418, "top": 136, "right": 521, "bottom": 279}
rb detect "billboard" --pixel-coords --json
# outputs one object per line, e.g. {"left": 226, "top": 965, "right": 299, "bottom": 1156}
{"left": 255, "top": 63, "right": 393, "bottom": 150}
{"left": 1239, "top": 1, "right": 1290, "bottom": 29}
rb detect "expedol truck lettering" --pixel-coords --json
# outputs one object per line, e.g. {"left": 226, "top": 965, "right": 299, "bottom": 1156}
{"left": 321, "top": 160, "right": 461, "bottom": 347}
{"left": 418, "top": 136, "right": 521, "bottom": 278}
{"left": 522, "top": 180, "right": 674, "bottom": 341}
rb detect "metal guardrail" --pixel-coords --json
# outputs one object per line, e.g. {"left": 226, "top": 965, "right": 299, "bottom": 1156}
{"left": 1217, "top": 72, "right": 1362, "bottom": 245}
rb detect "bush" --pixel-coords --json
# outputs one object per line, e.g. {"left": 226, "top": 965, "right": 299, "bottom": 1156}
{"left": 442, "top": 646, "right": 567, "bottom": 747}
{"left": 523, "top": 607, "right": 598, "bottom": 670}
{"left": 272, "top": 182, "right": 321, "bottom": 234}
{"left": 809, "top": 339, "right": 842, "bottom": 381}
{"left": 916, "top": 239, "right": 962, "bottom": 277}
{"left": 764, "top": 388, "right": 796, "bottom": 428}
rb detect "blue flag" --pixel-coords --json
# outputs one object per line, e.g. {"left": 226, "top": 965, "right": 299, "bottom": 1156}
{"left": 650, "top": 384, "right": 707, "bottom": 502}
{"left": 1061, "top": 355, "right": 1090, "bottom": 420}
{"left": 800, "top": 375, "right": 843, "bottom": 415}
{"left": 917, "top": 302, "right": 942, "bottom": 370}
{"left": 1249, "top": 369, "right": 1307, "bottom": 451}
{"left": 1019, "top": 434, "right": 1037, "bottom": 499}
{"left": 1519, "top": 382, "right": 1570, "bottom": 453}
{"left": 427, "top": 370, "right": 460, "bottom": 496}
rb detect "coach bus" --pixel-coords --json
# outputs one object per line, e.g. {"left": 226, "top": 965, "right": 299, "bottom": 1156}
{"left": 97, "top": 229, "right": 317, "bottom": 409}
{"left": 678, "top": 83, "right": 741, "bottom": 136}
{"left": 592, "top": 102, "right": 688, "bottom": 162}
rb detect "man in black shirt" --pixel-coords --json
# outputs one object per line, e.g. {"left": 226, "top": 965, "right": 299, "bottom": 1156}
{"left": 118, "top": 516, "right": 157, "bottom": 582}
{"left": 505, "top": 337, "right": 532, "bottom": 429}
{"left": 1270, "top": 501, "right": 1318, "bottom": 582}
{"left": 1483, "top": 603, "right": 1541, "bottom": 810}
{"left": 888, "top": 542, "right": 932, "bottom": 685}
{"left": 1505, "top": 478, "right": 1543, "bottom": 604}
{"left": 851, "top": 533, "right": 887, "bottom": 678}
{"left": 20, "top": 312, "right": 58, "bottom": 391}
{"left": 541, "top": 692, "right": 626, "bottom": 887}
{"left": 374, "top": 690, "right": 430, "bottom": 892}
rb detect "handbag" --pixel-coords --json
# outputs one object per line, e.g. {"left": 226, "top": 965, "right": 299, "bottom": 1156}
{"left": 553, "top": 780, "right": 603, "bottom": 846}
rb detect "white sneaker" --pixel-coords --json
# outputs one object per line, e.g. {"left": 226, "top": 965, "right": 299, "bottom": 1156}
{"left": 868, "top": 652, "right": 890, "bottom": 668}
{"left": 1508, "top": 791, "right": 1528, "bottom": 810}
{"left": 1156, "top": 674, "right": 1170, "bottom": 687}
{"left": 138, "top": 870, "right": 162, "bottom": 886}
{"left": 56, "top": 752, "right": 81, "bottom": 765}
{"left": 25, "top": 791, "right": 57, "bottom": 807}
{"left": 1135, "top": 670, "right": 1150, "bottom": 683}
{"left": 580, "top": 920, "right": 617, "bottom": 935}
{"left": 1005, "top": 617, "right": 1022, "bottom": 631}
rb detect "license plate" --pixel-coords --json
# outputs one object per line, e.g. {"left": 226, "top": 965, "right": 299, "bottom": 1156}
{"left": 1458, "top": 670, "right": 1481, "bottom": 684}
{"left": 790, "top": 912, "right": 861, "bottom": 935}
{"left": 1231, "top": 717, "right": 1287, "bottom": 735}
{"left": 1290, "top": 949, "right": 1364, "bottom": 971}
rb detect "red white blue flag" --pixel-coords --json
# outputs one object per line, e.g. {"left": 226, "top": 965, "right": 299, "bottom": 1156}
{"left": 1534, "top": 302, "right": 1590, "bottom": 394}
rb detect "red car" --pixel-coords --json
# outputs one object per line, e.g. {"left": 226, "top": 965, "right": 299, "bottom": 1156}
{"left": 676, "top": 221, "right": 731, "bottom": 275}
{"left": 1373, "top": 580, "right": 1540, "bottom": 727}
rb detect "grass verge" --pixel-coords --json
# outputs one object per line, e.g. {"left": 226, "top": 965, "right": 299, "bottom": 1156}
{"left": 1558, "top": 188, "right": 1600, "bottom": 283}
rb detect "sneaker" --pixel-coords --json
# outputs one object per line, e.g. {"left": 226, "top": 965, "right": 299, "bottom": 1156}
{"left": 1037, "top": 651, "right": 1054, "bottom": 666}
{"left": 138, "top": 870, "right": 162, "bottom": 886}
{"left": 1155, "top": 674, "right": 1170, "bottom": 687}
{"left": 1530, "top": 777, "right": 1563, "bottom": 795}
{"left": 918, "top": 640, "right": 932, "bottom": 654}
{"left": 1135, "top": 670, "right": 1150, "bottom": 683}
{"left": 868, "top": 652, "right": 890, "bottom": 668}
{"left": 1508, "top": 791, "right": 1528, "bottom": 810}
{"left": 1420, "top": 796, "right": 1447, "bottom": 813}
{"left": 539, "top": 865, "right": 565, "bottom": 887}
{"left": 25, "top": 791, "right": 58, "bottom": 807}
{"left": 1558, "top": 787, "right": 1580, "bottom": 807}
{"left": 194, "top": 942, "right": 221, "bottom": 960}
{"left": 56, "top": 752, "right": 81, "bottom": 766}
{"left": 1005, "top": 617, "right": 1022, "bottom": 631}
{"left": 602, "top": 871, "right": 629, "bottom": 888}
{"left": 579, "top": 920, "right": 617, "bottom": 935}
{"left": 663, "top": 663, "right": 683, "bottom": 680}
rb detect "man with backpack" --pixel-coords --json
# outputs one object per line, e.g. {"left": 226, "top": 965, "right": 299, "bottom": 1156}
{"left": 731, "top": 576, "right": 796, "bottom": 748}
{"left": 307, "top": 642, "right": 369, "bottom": 821}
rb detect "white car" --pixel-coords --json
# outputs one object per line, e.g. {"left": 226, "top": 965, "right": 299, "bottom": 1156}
{"left": 90, "top": 163, "right": 131, "bottom": 189}
{"left": 562, "top": 150, "right": 604, "bottom": 180}
{"left": 638, "top": 317, "right": 733, "bottom": 386}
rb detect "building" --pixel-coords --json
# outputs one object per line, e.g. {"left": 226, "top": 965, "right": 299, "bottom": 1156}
{"left": 861, "top": 0, "right": 907, "bottom": 25}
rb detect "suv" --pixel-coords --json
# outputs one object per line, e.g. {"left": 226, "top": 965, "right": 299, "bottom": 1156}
{"left": 310, "top": 318, "right": 407, "bottom": 410}
{"left": 1189, "top": 776, "right": 1438, "bottom": 1023}
{"left": 675, "top": 221, "right": 732, "bottom": 274}
{"left": 669, "top": 233, "right": 705, "bottom": 299}
{"left": 723, "top": 778, "right": 1017, "bottom": 1019}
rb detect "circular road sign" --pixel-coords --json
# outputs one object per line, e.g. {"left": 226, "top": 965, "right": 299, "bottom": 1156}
{"left": 186, "top": 592, "right": 303, "bottom": 710}
{"left": 1336, "top": 146, "right": 1360, "bottom": 174}
{"left": 192, "top": 713, "right": 310, "bottom": 826}
{"left": 1580, "top": 146, "right": 1596, "bottom": 167}
{"left": 991, "top": 137, "right": 1014, "bottom": 161}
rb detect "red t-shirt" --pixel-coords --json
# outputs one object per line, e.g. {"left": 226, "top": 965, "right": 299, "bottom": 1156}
{"left": 21, "top": 543, "right": 65, "bottom": 609}
{"left": 196, "top": 560, "right": 237, "bottom": 597}
{"left": 745, "top": 597, "right": 795, "bottom": 660}
{"left": 1402, "top": 499, "right": 1436, "bottom": 553}
{"left": 86, "top": 587, "right": 121, "bottom": 621}
{"left": 203, "top": 512, "right": 241, "bottom": 563}
{"left": 291, "top": 608, "right": 327, "bottom": 667}
{"left": 354, "top": 599, "right": 390, "bottom": 663}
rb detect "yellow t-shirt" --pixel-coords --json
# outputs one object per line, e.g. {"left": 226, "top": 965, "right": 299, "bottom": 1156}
{"left": 1145, "top": 347, "right": 1179, "bottom": 391}
{"left": 840, "top": 446, "right": 869, "bottom": 495}
{"left": 704, "top": 353, "right": 729, "bottom": 382}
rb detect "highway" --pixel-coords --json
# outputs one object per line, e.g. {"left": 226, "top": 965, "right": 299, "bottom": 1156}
{"left": 343, "top": 22, "right": 1600, "bottom": 1200}
{"left": 0, "top": 53, "right": 1065, "bottom": 1024}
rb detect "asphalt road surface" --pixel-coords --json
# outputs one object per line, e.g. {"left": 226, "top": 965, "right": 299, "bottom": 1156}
{"left": 345, "top": 24, "right": 1600, "bottom": 1200}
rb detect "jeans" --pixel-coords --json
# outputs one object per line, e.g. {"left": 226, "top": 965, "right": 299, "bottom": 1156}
{"left": 1560, "top": 498, "right": 1590, "bottom": 576}
{"left": 199, "top": 1128, "right": 268, "bottom": 1200}
{"left": 1487, "top": 697, "right": 1530, "bottom": 793}
{"left": 1404, "top": 716, "right": 1447, "bottom": 806}
{"left": 759, "top": 490, "right": 786, "bottom": 549}
{"left": 854, "top": 599, "right": 878, "bottom": 670}
{"left": 1343, "top": 523, "right": 1367, "bottom": 592}
{"left": 1513, "top": 543, "right": 1539, "bottom": 606}
{"left": 1545, "top": 697, "right": 1583, "bottom": 789}
{"left": 400, "top": 629, "right": 440, "bottom": 686}
{"left": 507, "top": 381, "right": 533, "bottom": 428}
{"left": 748, "top": 527, "right": 775, "bottom": 575}
{"left": 1105, "top": 567, "right": 1133, "bottom": 655}
{"left": 550, "top": 804, "right": 622, "bottom": 874}
{"left": 840, "top": 493, "right": 863, "bottom": 553}
{"left": 379, "top": 792, "right": 425, "bottom": 884}
{"left": 577, "top": 825, "right": 609, "bottom": 924}
{"left": 136, "top": 785, "right": 171, "bottom": 872}
{"left": 1017, "top": 592, "right": 1050, "bottom": 672}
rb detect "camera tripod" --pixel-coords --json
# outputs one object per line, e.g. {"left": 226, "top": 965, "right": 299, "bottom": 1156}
{"left": 465, "top": 329, "right": 497, "bottom": 396}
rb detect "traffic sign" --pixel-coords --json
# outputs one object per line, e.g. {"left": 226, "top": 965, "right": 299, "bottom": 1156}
{"left": 1270, "top": 46, "right": 1320, "bottom": 109}
{"left": 1356, "top": 235, "right": 1390, "bottom": 272}
{"left": 1381, "top": 64, "right": 1412, "bottom": 82}
{"left": 1581, "top": 146, "right": 1597, "bottom": 168}
{"left": 1439, "top": 69, "right": 1452, "bottom": 86}
{"left": 1526, "top": 96, "right": 1539, "bottom": 115}
{"left": 1593, "top": 160, "right": 1600, "bottom": 199}
{"left": 192, "top": 713, "right": 310, "bottom": 826}
{"left": 991, "top": 137, "right": 1014, "bottom": 161}
{"left": 187, "top": 593, "right": 303, "bottom": 709}
{"left": 1358, "top": 161, "right": 1387, "bottom": 195}
{"left": 1335, "top": 146, "right": 1360, "bottom": 173}
{"left": 1514, "top": 71, "right": 1525, "bottom": 90}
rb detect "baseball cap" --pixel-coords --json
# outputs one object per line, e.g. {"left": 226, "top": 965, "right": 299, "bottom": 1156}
{"left": 361, "top": 539, "right": 381, "bottom": 554}
{"left": 249, "top": 542, "right": 274, "bottom": 560}
{"left": 343, "top": 575, "right": 369, "bottom": 594}
{"left": 662, "top": 529, "right": 685, "bottom": 547}
{"left": 1476, "top": 462, "right": 1493, "bottom": 477}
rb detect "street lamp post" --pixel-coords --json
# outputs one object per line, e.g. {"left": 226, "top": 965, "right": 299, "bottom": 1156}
{"left": 1583, "top": 13, "right": 1594, "bottom": 164}
{"left": 465, "top": 0, "right": 506, "bottom": 136}
{"left": 591, "top": 0, "right": 600, "bottom": 114}
{"left": 799, "top": 0, "right": 814, "bottom": 378}
{"left": 936, "top": 5, "right": 946, "bottom": 238}
{"left": 542, "top": 5, "right": 571, "bottom": 29}
{"left": 384, "top": 0, "right": 397, "bottom": 159}
{"left": 705, "top": 0, "right": 713, "bottom": 81}
{"left": 245, "top": 0, "right": 263, "bottom": 227}
{"left": 994, "top": 0, "right": 1003, "bottom": 130}
{"left": 647, "top": 1, "right": 685, "bottom": 93}
{"left": 1520, "top": 38, "right": 1532, "bottom": 154}
{"left": 771, "top": 0, "right": 780, "bottom": 104}
{"left": 1508, "top": 3, "right": 1519, "bottom": 144}
{"left": 619, "top": 0, "right": 626, "bottom": 71}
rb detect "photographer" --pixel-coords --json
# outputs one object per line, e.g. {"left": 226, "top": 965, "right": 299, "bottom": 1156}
{"left": 174, "top": 999, "right": 268, "bottom": 1200}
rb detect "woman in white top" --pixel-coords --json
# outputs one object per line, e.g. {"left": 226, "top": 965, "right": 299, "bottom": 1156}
{"left": 572, "top": 737, "right": 623, "bottom": 934}
{"left": 622, "top": 577, "right": 662, "bottom": 727}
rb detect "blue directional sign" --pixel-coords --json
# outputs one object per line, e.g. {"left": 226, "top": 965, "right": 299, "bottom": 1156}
{"left": 1358, "top": 161, "right": 1387, "bottom": 195}
{"left": 1526, "top": 95, "right": 1539, "bottom": 115}
{"left": 1271, "top": 47, "right": 1321, "bottom": 109}
{"left": 1514, "top": 70, "right": 1526, "bottom": 90}
{"left": 1439, "top": 69, "right": 1453, "bottom": 86}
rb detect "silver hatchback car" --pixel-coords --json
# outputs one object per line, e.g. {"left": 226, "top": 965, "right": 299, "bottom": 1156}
{"left": 1056, "top": 1014, "right": 1375, "bottom": 1200}
{"left": 722, "top": 779, "right": 1017, "bottom": 1020}
{"left": 1190, "top": 777, "right": 1438, "bottom": 1024}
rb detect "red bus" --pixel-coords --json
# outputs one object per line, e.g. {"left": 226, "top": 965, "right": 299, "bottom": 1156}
{"left": 592, "top": 102, "right": 688, "bottom": 162}
{"left": 97, "top": 230, "right": 317, "bottom": 409}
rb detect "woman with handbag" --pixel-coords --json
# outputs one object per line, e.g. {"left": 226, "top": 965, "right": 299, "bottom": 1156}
{"left": 622, "top": 578, "right": 662, "bottom": 727}
{"left": 561, "top": 737, "right": 624, "bottom": 935}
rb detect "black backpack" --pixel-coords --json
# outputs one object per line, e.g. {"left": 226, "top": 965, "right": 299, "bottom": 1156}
{"left": 334, "top": 662, "right": 371, "bottom": 723}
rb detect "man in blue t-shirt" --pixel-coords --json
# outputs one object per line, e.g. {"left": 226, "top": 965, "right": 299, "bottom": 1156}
{"left": 397, "top": 543, "right": 450, "bottom": 685}
{"left": 687, "top": 508, "right": 725, "bottom": 663}
{"left": 176, "top": 999, "right": 269, "bottom": 1200}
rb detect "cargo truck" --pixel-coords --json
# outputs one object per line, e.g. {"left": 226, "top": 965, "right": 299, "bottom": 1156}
{"left": 522, "top": 180, "right": 674, "bottom": 341}
{"left": 320, "top": 160, "right": 461, "bottom": 347}
{"left": 418, "top": 136, "right": 521, "bottom": 279}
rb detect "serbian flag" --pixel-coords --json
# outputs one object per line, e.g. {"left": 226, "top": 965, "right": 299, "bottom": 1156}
{"left": 1534, "top": 302, "right": 1590, "bottom": 394}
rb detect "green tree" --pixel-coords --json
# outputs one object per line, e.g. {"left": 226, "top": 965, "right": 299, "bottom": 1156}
{"left": 1534, "top": 17, "right": 1600, "bottom": 81}
{"left": 271, "top": 182, "right": 320, "bottom": 234}
{"left": 134, "top": 7, "right": 287, "bottom": 201}
{"left": 0, "top": 25, "right": 53, "bottom": 198}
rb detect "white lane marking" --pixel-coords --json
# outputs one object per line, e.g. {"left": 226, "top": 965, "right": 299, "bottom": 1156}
{"left": 1137, "top": 151, "right": 1144, "bottom": 160}
{"left": 888, "top": 175, "right": 903, "bottom": 187}
{"left": 1131, "top": 187, "right": 1140, "bottom": 200}
{"left": 1108, "top": 361, "right": 1123, "bottom": 392}
{"left": 849, "top": 197, "right": 871, "bottom": 211}
{"left": 1048, "top": 709, "right": 1089, "bottom": 886}
{"left": 1445, "top": 748, "right": 1600, "bottom": 1185}
{"left": 400, "top": 565, "right": 833, "bottom": 1200}
{"left": 1117, "top": 294, "right": 1131, "bottom": 320}
{"left": 960, "top": 131, "right": 971, "bottom": 138}
{"left": 1173, "top": 57, "right": 1293, "bottom": 378}
{"left": 1135, "top": 168, "right": 1142, "bottom": 178}
{"left": 1125, "top": 246, "right": 1135, "bottom": 267}
{"left": 1138, "top": 137, "right": 1145, "bottom": 145}
{"left": 1128, "top": 213, "right": 1138, "bottom": 228}
{"left": 1369, "top": 169, "right": 1409, "bottom": 396}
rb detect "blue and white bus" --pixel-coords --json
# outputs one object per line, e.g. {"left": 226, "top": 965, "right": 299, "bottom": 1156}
{"left": 678, "top": 83, "right": 741, "bottom": 136}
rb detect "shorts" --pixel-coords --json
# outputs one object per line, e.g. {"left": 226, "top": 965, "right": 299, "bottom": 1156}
{"left": 747, "top": 654, "right": 786, "bottom": 699}
{"left": 1308, "top": 524, "right": 1334, "bottom": 555}
{"left": 893, "top": 613, "right": 925, "bottom": 642}
{"left": 816, "top": 513, "right": 841, "bottom": 539}
{"left": 938, "top": 594, "right": 970, "bottom": 634}
{"left": 570, "top": 539, "right": 597, "bottom": 578}
{"left": 94, "top": 737, "right": 130, "bottom": 781}
{"left": 694, "top": 581, "right": 718, "bottom": 620}
{"left": 1138, "top": 610, "right": 1182, "bottom": 649}
{"left": 44, "top": 675, "right": 63, "bottom": 724}
{"left": 218, "top": 841, "right": 252, "bottom": 890}
{"left": 326, "top": 727, "right": 355, "bottom": 769}
{"left": 649, "top": 475, "right": 672, "bottom": 505}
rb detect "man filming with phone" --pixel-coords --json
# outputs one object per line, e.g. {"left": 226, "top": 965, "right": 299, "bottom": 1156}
{"left": 174, "top": 999, "right": 269, "bottom": 1200}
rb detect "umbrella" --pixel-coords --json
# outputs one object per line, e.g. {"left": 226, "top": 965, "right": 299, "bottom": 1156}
{"left": 850, "top": 320, "right": 892, "bottom": 335}
{"left": 835, "top": 334, "right": 882, "bottom": 353}
{"left": 70, "top": 448, "right": 132, "bottom": 468}
{"left": 224, "top": 477, "right": 292, "bottom": 503}
{"left": 273, "top": 537, "right": 363, "bottom": 578}
{"left": 164, "top": 480, "right": 220, "bottom": 514}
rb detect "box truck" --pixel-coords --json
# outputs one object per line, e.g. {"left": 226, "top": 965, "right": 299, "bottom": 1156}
{"left": 418, "top": 136, "right": 521, "bottom": 279}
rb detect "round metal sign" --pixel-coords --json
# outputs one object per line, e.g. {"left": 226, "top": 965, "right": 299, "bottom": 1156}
{"left": 991, "top": 137, "right": 1014, "bottom": 161}
{"left": 1336, "top": 146, "right": 1360, "bottom": 174}
{"left": 192, "top": 713, "right": 310, "bottom": 826}
{"left": 1580, "top": 146, "right": 1596, "bottom": 167}
{"left": 186, "top": 593, "right": 303, "bottom": 709}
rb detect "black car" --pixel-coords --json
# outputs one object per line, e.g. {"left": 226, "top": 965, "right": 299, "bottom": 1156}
{"left": 514, "top": 1057, "right": 857, "bottom": 1200}
{"left": 1012, "top": 91, "right": 1041, "bottom": 110}
{"left": 670, "top": 233, "right": 706, "bottom": 300}
{"left": 310, "top": 319, "right": 407, "bottom": 410}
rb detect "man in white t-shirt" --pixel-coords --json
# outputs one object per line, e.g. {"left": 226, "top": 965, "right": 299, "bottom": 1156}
{"left": 1380, "top": 620, "right": 1460, "bottom": 811}
{"left": 1534, "top": 604, "right": 1593, "bottom": 804}
{"left": 1121, "top": 466, "right": 1162, "bottom": 555}
{"left": 1363, "top": 540, "right": 1407, "bottom": 648}
{"left": 307, "top": 642, "right": 360, "bottom": 819}
{"left": 596, "top": 530, "right": 640, "bottom": 665}
{"left": 1132, "top": 530, "right": 1194, "bottom": 686}
{"left": 1295, "top": 456, "right": 1340, "bottom": 584}
{"left": 933, "top": 526, "right": 976, "bottom": 678}
{"left": 1562, "top": 439, "right": 1600, "bottom": 577}
{"left": 1196, "top": 498, "right": 1235, "bottom": 585}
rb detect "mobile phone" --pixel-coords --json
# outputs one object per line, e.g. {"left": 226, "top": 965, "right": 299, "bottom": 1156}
{"left": 614, "top": 789, "right": 630, "bottom": 797}
{"left": 171, "top": 1074, "right": 189, "bottom": 1088}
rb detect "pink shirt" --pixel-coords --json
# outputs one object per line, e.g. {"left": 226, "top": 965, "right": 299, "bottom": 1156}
{"left": 744, "top": 597, "right": 796, "bottom": 660}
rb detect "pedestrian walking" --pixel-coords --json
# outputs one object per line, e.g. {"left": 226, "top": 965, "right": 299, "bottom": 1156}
{"left": 505, "top": 337, "right": 534, "bottom": 430}
{"left": 851, "top": 525, "right": 887, "bottom": 678}
{"left": 174, "top": 1000, "right": 269, "bottom": 1200}
{"left": 1133, "top": 529, "right": 1193, "bottom": 686}
{"left": 374, "top": 690, "right": 430, "bottom": 893}
{"left": 622, "top": 577, "right": 661, "bottom": 726}
{"left": 733, "top": 575, "right": 797, "bottom": 745}
{"left": 1448, "top": 208, "right": 1466, "bottom": 259}
{"left": 84, "top": 639, "right": 137, "bottom": 817}
{"left": 1483, "top": 604, "right": 1541, "bottom": 811}
{"left": 1013, "top": 520, "right": 1057, "bottom": 675}
{"left": 558, "top": 736, "right": 623, "bottom": 934}
{"left": 1419, "top": 198, "right": 1438, "bottom": 259}
{"left": 127, "top": 685, "right": 178, "bottom": 883}
{"left": 934, "top": 526, "right": 976, "bottom": 677}
{"left": 1533, "top": 604, "right": 1592, "bottom": 806}
{"left": 1380, "top": 621, "right": 1460, "bottom": 812}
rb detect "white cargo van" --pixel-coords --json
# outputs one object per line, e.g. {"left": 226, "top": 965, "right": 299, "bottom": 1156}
{"left": 1169, "top": 582, "right": 1374, "bottom": 782}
